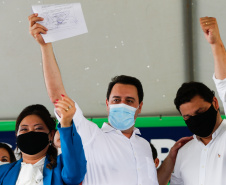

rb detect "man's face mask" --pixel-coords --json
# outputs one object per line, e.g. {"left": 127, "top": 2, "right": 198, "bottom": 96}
{"left": 17, "top": 131, "right": 49, "bottom": 155}
{"left": 184, "top": 104, "right": 217, "bottom": 138}
{"left": 108, "top": 103, "right": 138, "bottom": 131}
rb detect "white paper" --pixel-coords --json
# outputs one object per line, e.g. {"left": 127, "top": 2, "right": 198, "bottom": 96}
{"left": 32, "top": 3, "right": 88, "bottom": 43}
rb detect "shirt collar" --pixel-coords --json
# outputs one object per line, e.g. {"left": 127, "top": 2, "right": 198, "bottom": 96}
{"left": 101, "top": 122, "right": 141, "bottom": 135}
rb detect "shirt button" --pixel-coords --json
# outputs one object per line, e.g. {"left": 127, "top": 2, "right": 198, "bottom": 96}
{"left": 202, "top": 166, "right": 204, "bottom": 168}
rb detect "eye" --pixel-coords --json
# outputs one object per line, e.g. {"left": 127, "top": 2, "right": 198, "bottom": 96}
{"left": 2, "top": 159, "right": 8, "bottom": 162}
{"left": 35, "top": 127, "right": 44, "bottom": 131}
{"left": 19, "top": 128, "right": 27, "bottom": 132}
{"left": 196, "top": 110, "right": 206, "bottom": 115}
{"left": 113, "top": 99, "right": 120, "bottom": 103}
{"left": 127, "top": 100, "right": 134, "bottom": 103}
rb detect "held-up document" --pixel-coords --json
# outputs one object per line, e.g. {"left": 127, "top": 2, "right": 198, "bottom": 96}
{"left": 32, "top": 3, "right": 88, "bottom": 43}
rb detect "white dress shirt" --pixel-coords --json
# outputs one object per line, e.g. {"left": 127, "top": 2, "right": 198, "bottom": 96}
{"left": 170, "top": 75, "right": 226, "bottom": 185}
{"left": 55, "top": 103, "right": 158, "bottom": 185}
{"left": 170, "top": 119, "right": 226, "bottom": 185}
{"left": 16, "top": 156, "right": 45, "bottom": 185}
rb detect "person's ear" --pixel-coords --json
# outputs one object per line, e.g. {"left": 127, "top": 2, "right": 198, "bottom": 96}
{"left": 49, "top": 130, "right": 55, "bottom": 141}
{"left": 154, "top": 158, "right": 160, "bottom": 168}
{"left": 106, "top": 98, "right": 110, "bottom": 112}
{"left": 213, "top": 97, "right": 219, "bottom": 110}
{"left": 138, "top": 102, "right": 143, "bottom": 114}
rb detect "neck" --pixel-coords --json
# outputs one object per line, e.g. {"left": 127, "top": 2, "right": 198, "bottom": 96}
{"left": 200, "top": 114, "right": 223, "bottom": 145}
{"left": 122, "top": 126, "right": 134, "bottom": 138}
{"left": 22, "top": 145, "right": 48, "bottom": 164}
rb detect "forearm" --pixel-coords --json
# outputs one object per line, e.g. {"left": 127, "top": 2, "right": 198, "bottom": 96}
{"left": 40, "top": 43, "right": 67, "bottom": 103}
{"left": 211, "top": 40, "right": 226, "bottom": 80}
{"left": 58, "top": 123, "right": 86, "bottom": 184}
{"left": 157, "top": 155, "right": 174, "bottom": 185}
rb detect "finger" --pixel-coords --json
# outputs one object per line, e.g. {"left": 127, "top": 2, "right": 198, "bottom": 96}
{"left": 61, "top": 95, "right": 75, "bottom": 108}
{"left": 55, "top": 100, "right": 70, "bottom": 111}
{"left": 201, "top": 21, "right": 216, "bottom": 28}
{"left": 31, "top": 23, "right": 48, "bottom": 31}
{"left": 200, "top": 22, "right": 216, "bottom": 32}
{"left": 55, "top": 106, "right": 67, "bottom": 116}
{"left": 55, "top": 100, "right": 76, "bottom": 114}
{"left": 200, "top": 17, "right": 216, "bottom": 23}
{"left": 29, "top": 16, "right": 44, "bottom": 27}
{"left": 175, "top": 136, "right": 193, "bottom": 146}
{"left": 176, "top": 136, "right": 193, "bottom": 143}
{"left": 200, "top": 20, "right": 216, "bottom": 25}
{"left": 31, "top": 28, "right": 47, "bottom": 38}
{"left": 180, "top": 136, "right": 193, "bottom": 142}
{"left": 200, "top": 17, "right": 216, "bottom": 27}
{"left": 28, "top": 13, "right": 38, "bottom": 21}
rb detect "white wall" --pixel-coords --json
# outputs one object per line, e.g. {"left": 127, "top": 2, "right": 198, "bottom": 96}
{"left": 0, "top": 0, "right": 225, "bottom": 119}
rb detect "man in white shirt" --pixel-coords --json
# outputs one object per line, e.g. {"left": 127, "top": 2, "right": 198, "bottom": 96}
{"left": 170, "top": 17, "right": 226, "bottom": 185}
{"left": 28, "top": 13, "right": 192, "bottom": 185}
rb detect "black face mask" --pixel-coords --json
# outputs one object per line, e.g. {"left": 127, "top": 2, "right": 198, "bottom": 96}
{"left": 185, "top": 104, "right": 218, "bottom": 138}
{"left": 17, "top": 132, "right": 49, "bottom": 155}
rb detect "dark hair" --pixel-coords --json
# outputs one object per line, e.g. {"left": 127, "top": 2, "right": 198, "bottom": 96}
{"left": 150, "top": 143, "right": 158, "bottom": 160}
{"left": 106, "top": 75, "right": 144, "bottom": 104}
{"left": 0, "top": 143, "right": 16, "bottom": 163}
{"left": 174, "top": 82, "right": 215, "bottom": 112}
{"left": 16, "top": 104, "right": 57, "bottom": 169}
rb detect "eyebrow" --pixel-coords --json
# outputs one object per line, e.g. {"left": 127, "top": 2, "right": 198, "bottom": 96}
{"left": 112, "top": 96, "right": 136, "bottom": 100}
{"left": 2, "top": 156, "right": 9, "bottom": 159}
{"left": 20, "top": 123, "right": 43, "bottom": 127}
{"left": 183, "top": 108, "right": 203, "bottom": 117}
{"left": 112, "top": 96, "right": 121, "bottom": 99}
{"left": 126, "top": 97, "right": 136, "bottom": 101}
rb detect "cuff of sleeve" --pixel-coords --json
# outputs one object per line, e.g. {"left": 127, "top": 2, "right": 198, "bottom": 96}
{"left": 57, "top": 123, "right": 73, "bottom": 130}
{"left": 213, "top": 73, "right": 226, "bottom": 91}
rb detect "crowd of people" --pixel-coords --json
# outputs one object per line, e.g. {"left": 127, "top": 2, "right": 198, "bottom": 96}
{"left": 0, "top": 14, "right": 226, "bottom": 185}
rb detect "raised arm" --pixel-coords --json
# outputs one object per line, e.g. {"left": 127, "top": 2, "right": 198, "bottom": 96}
{"left": 28, "top": 13, "right": 67, "bottom": 103}
{"left": 200, "top": 17, "right": 226, "bottom": 80}
{"left": 28, "top": 14, "right": 100, "bottom": 145}
{"left": 200, "top": 17, "right": 226, "bottom": 114}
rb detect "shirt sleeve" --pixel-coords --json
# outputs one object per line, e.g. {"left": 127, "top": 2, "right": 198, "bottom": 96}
{"left": 169, "top": 150, "right": 184, "bottom": 185}
{"left": 55, "top": 102, "right": 100, "bottom": 146}
{"left": 213, "top": 74, "right": 226, "bottom": 115}
{"left": 58, "top": 122, "right": 87, "bottom": 184}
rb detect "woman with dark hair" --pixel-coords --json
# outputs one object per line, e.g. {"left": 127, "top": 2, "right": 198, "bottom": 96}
{"left": 0, "top": 143, "right": 16, "bottom": 164}
{"left": 0, "top": 96, "right": 86, "bottom": 185}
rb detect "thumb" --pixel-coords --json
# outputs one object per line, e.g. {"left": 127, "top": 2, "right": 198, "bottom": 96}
{"left": 174, "top": 142, "right": 182, "bottom": 150}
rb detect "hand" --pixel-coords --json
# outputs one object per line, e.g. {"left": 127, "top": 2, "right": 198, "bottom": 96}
{"left": 53, "top": 130, "right": 61, "bottom": 148}
{"left": 168, "top": 136, "right": 193, "bottom": 162}
{"left": 28, "top": 13, "right": 48, "bottom": 45}
{"left": 54, "top": 94, "right": 76, "bottom": 127}
{"left": 200, "top": 17, "right": 221, "bottom": 45}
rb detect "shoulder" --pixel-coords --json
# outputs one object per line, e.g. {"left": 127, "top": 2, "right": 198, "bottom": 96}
{"left": 0, "top": 161, "right": 19, "bottom": 179}
{"left": 0, "top": 161, "right": 18, "bottom": 171}
{"left": 178, "top": 137, "right": 196, "bottom": 155}
{"left": 134, "top": 134, "right": 151, "bottom": 150}
{"left": 135, "top": 134, "right": 149, "bottom": 143}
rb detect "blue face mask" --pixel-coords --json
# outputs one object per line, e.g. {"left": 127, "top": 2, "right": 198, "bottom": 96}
{"left": 108, "top": 103, "right": 138, "bottom": 131}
